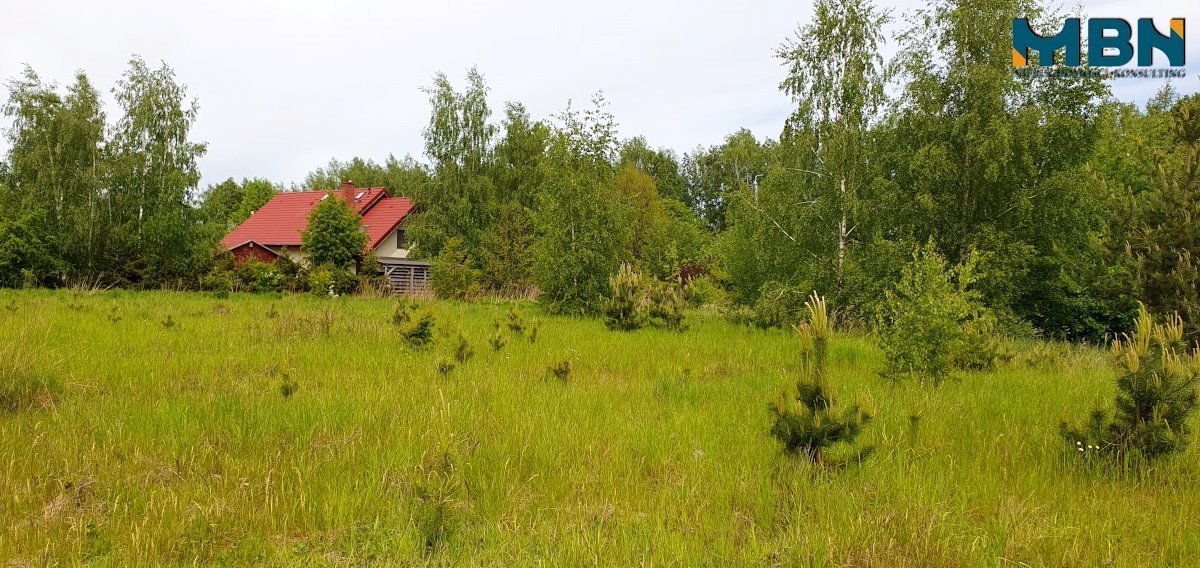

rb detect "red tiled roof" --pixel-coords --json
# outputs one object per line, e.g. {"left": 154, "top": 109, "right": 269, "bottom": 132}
{"left": 219, "top": 185, "right": 413, "bottom": 251}
{"left": 361, "top": 197, "right": 416, "bottom": 249}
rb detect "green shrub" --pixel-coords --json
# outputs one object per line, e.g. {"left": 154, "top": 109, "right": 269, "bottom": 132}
{"left": 0, "top": 214, "right": 61, "bottom": 289}
{"left": 201, "top": 254, "right": 238, "bottom": 293}
{"left": 409, "top": 448, "right": 464, "bottom": 554}
{"left": 878, "top": 242, "right": 997, "bottom": 385}
{"left": 489, "top": 327, "right": 507, "bottom": 351}
{"left": 721, "top": 305, "right": 757, "bottom": 328}
{"left": 301, "top": 192, "right": 367, "bottom": 269}
{"left": 431, "top": 237, "right": 481, "bottom": 300}
{"left": 307, "top": 264, "right": 357, "bottom": 297}
{"left": 604, "top": 264, "right": 648, "bottom": 331}
{"left": 505, "top": 307, "right": 527, "bottom": 337}
{"left": 436, "top": 359, "right": 456, "bottom": 375}
{"left": 769, "top": 294, "right": 873, "bottom": 465}
{"left": 1061, "top": 305, "right": 1200, "bottom": 464}
{"left": 392, "top": 298, "right": 418, "bottom": 326}
{"left": 647, "top": 281, "right": 687, "bottom": 332}
{"left": 274, "top": 256, "right": 306, "bottom": 292}
{"left": 683, "top": 276, "right": 728, "bottom": 307}
{"left": 234, "top": 260, "right": 283, "bottom": 294}
{"left": 752, "top": 281, "right": 806, "bottom": 329}
{"left": 401, "top": 311, "right": 436, "bottom": 349}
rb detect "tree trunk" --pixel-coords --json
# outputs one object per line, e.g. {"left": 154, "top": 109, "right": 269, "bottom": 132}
{"left": 836, "top": 177, "right": 847, "bottom": 296}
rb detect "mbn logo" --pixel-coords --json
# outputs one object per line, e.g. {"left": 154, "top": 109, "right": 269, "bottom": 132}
{"left": 1012, "top": 18, "right": 1185, "bottom": 67}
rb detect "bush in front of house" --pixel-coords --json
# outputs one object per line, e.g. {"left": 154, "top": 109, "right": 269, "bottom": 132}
{"left": 201, "top": 254, "right": 289, "bottom": 295}
{"left": 301, "top": 192, "right": 367, "bottom": 270}
{"left": 274, "top": 256, "right": 306, "bottom": 293}
{"left": 306, "top": 264, "right": 358, "bottom": 297}
{"left": 357, "top": 252, "right": 390, "bottom": 297}
{"left": 235, "top": 260, "right": 283, "bottom": 294}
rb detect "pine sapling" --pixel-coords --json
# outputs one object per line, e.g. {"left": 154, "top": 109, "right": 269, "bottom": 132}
{"left": 401, "top": 311, "right": 436, "bottom": 349}
{"left": 528, "top": 319, "right": 540, "bottom": 343}
{"left": 454, "top": 334, "right": 474, "bottom": 364}
{"left": 604, "top": 264, "right": 647, "bottom": 331}
{"left": 769, "top": 293, "right": 874, "bottom": 465}
{"left": 489, "top": 327, "right": 507, "bottom": 352}
{"left": 647, "top": 282, "right": 687, "bottom": 332}
{"left": 279, "top": 373, "right": 298, "bottom": 399}
{"left": 1062, "top": 304, "right": 1200, "bottom": 464}
{"left": 505, "top": 308, "right": 526, "bottom": 338}
{"left": 547, "top": 358, "right": 572, "bottom": 384}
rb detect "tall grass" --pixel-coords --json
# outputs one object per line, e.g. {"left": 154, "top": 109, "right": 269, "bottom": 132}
{"left": 0, "top": 289, "right": 1196, "bottom": 565}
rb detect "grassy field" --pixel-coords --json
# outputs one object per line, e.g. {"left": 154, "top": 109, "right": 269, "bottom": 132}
{"left": 1, "top": 289, "right": 1198, "bottom": 566}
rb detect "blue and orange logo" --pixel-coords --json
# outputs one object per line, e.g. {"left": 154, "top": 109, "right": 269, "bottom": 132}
{"left": 1012, "top": 18, "right": 1185, "bottom": 67}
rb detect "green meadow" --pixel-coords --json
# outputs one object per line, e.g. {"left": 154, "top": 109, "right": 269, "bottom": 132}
{"left": 1, "top": 290, "right": 1198, "bottom": 566}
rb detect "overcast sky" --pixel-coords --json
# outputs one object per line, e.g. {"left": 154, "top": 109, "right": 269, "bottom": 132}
{"left": 1, "top": 0, "right": 1197, "bottom": 190}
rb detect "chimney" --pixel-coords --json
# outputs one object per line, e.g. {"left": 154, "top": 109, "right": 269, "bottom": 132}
{"left": 341, "top": 181, "right": 356, "bottom": 206}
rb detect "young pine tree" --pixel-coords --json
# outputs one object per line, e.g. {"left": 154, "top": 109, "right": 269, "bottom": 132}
{"left": 769, "top": 293, "right": 873, "bottom": 465}
{"left": 1062, "top": 304, "right": 1200, "bottom": 463}
{"left": 604, "top": 263, "right": 647, "bottom": 331}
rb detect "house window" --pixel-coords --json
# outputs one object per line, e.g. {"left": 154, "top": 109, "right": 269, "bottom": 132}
{"left": 396, "top": 228, "right": 407, "bottom": 249}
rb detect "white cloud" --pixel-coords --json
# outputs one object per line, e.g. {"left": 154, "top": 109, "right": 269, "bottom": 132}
{"left": 0, "top": 0, "right": 1196, "bottom": 189}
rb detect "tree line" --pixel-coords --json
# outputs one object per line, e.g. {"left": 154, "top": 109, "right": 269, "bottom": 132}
{"left": 2, "top": 0, "right": 1197, "bottom": 341}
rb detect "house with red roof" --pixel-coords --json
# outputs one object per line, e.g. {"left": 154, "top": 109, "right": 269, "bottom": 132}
{"left": 219, "top": 181, "right": 429, "bottom": 293}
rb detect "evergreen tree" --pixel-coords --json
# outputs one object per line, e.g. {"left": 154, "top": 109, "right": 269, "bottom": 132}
{"left": 1111, "top": 94, "right": 1200, "bottom": 338}
{"left": 604, "top": 263, "right": 647, "bottom": 331}
{"left": 1062, "top": 305, "right": 1200, "bottom": 462}
{"left": 770, "top": 293, "right": 873, "bottom": 464}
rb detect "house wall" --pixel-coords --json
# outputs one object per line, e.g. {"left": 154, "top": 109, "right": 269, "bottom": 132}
{"left": 274, "top": 246, "right": 307, "bottom": 264}
{"left": 231, "top": 242, "right": 280, "bottom": 265}
{"left": 373, "top": 228, "right": 411, "bottom": 260}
